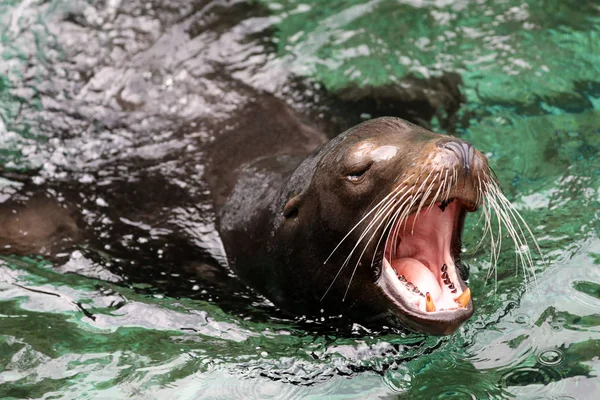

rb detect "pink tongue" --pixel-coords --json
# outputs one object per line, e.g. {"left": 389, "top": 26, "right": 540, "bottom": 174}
{"left": 391, "top": 258, "right": 442, "bottom": 300}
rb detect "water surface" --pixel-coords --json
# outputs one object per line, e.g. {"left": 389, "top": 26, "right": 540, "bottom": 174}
{"left": 1, "top": 0, "right": 599, "bottom": 398}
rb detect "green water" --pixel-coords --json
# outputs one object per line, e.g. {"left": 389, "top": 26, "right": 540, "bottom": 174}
{"left": 1, "top": 0, "right": 599, "bottom": 398}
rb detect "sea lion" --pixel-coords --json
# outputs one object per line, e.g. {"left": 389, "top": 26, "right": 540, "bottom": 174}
{"left": 0, "top": 0, "right": 532, "bottom": 335}
{"left": 216, "top": 116, "right": 492, "bottom": 335}
{"left": 0, "top": 108, "right": 492, "bottom": 334}
{"left": 0, "top": 76, "right": 492, "bottom": 335}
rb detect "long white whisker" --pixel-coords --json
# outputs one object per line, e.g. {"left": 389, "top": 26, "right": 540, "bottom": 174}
{"left": 484, "top": 183, "right": 532, "bottom": 291}
{"left": 322, "top": 191, "right": 402, "bottom": 301}
{"left": 380, "top": 191, "right": 418, "bottom": 263}
{"left": 399, "top": 172, "right": 431, "bottom": 238}
{"left": 324, "top": 175, "right": 414, "bottom": 264}
{"left": 322, "top": 180, "right": 415, "bottom": 300}
{"left": 411, "top": 173, "right": 438, "bottom": 234}
{"left": 487, "top": 182, "right": 544, "bottom": 289}
{"left": 343, "top": 190, "right": 416, "bottom": 300}
{"left": 426, "top": 171, "right": 447, "bottom": 215}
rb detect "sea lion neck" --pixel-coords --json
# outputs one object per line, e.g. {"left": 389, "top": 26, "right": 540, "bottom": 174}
{"left": 204, "top": 91, "right": 328, "bottom": 213}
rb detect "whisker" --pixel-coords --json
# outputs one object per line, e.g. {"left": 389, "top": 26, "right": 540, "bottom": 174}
{"left": 324, "top": 175, "right": 414, "bottom": 264}
{"left": 322, "top": 192, "right": 401, "bottom": 301}
{"left": 411, "top": 172, "right": 439, "bottom": 234}
{"left": 341, "top": 185, "right": 422, "bottom": 300}
{"left": 486, "top": 182, "right": 544, "bottom": 289}
{"left": 324, "top": 145, "right": 544, "bottom": 305}
{"left": 378, "top": 192, "right": 417, "bottom": 265}
{"left": 344, "top": 170, "right": 445, "bottom": 299}
{"left": 484, "top": 183, "right": 534, "bottom": 291}
{"left": 426, "top": 170, "right": 447, "bottom": 215}
{"left": 343, "top": 191, "right": 415, "bottom": 300}
{"left": 322, "top": 180, "right": 415, "bottom": 300}
{"left": 444, "top": 167, "right": 455, "bottom": 201}
{"left": 473, "top": 171, "right": 495, "bottom": 253}
{"left": 399, "top": 171, "right": 432, "bottom": 239}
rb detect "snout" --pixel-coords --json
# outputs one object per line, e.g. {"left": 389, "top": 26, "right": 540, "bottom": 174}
{"left": 436, "top": 138, "right": 475, "bottom": 176}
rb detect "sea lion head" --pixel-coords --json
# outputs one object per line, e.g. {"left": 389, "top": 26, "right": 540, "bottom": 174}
{"left": 280, "top": 117, "right": 494, "bottom": 335}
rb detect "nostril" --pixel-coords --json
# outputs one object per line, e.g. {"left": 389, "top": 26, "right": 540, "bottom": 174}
{"left": 435, "top": 138, "right": 474, "bottom": 174}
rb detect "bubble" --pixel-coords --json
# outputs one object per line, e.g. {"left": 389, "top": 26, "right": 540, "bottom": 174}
{"left": 537, "top": 349, "right": 564, "bottom": 366}
{"left": 513, "top": 314, "right": 531, "bottom": 325}
{"left": 550, "top": 323, "right": 563, "bottom": 332}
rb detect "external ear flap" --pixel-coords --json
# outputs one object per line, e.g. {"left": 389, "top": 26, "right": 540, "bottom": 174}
{"left": 283, "top": 195, "right": 302, "bottom": 218}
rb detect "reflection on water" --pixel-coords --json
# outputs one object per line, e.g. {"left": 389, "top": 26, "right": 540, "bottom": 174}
{"left": 0, "top": 0, "right": 599, "bottom": 399}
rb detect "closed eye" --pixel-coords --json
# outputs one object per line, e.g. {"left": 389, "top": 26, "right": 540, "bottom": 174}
{"left": 346, "top": 162, "right": 372, "bottom": 182}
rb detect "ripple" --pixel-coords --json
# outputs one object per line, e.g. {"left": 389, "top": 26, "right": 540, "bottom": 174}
{"left": 550, "top": 322, "right": 564, "bottom": 332}
{"left": 573, "top": 280, "right": 600, "bottom": 299}
{"left": 433, "top": 355, "right": 454, "bottom": 370}
{"left": 165, "top": 371, "right": 304, "bottom": 400}
{"left": 466, "top": 330, "right": 535, "bottom": 371}
{"left": 231, "top": 377, "right": 299, "bottom": 400}
{"left": 571, "top": 280, "right": 600, "bottom": 314}
{"left": 537, "top": 349, "right": 564, "bottom": 366}
{"left": 501, "top": 366, "right": 561, "bottom": 386}
{"left": 382, "top": 366, "right": 412, "bottom": 393}
{"left": 432, "top": 388, "right": 478, "bottom": 400}
{"left": 500, "top": 364, "right": 568, "bottom": 398}
{"left": 513, "top": 313, "right": 532, "bottom": 326}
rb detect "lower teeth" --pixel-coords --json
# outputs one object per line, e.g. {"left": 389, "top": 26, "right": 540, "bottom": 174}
{"left": 394, "top": 270, "right": 467, "bottom": 308}
{"left": 398, "top": 275, "right": 426, "bottom": 297}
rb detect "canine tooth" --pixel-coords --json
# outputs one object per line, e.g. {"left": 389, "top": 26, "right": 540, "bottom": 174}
{"left": 441, "top": 264, "right": 447, "bottom": 272}
{"left": 425, "top": 292, "right": 436, "bottom": 312}
{"left": 454, "top": 288, "right": 471, "bottom": 308}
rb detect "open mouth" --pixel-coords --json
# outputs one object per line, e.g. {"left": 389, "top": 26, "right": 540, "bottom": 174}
{"left": 376, "top": 199, "right": 474, "bottom": 334}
